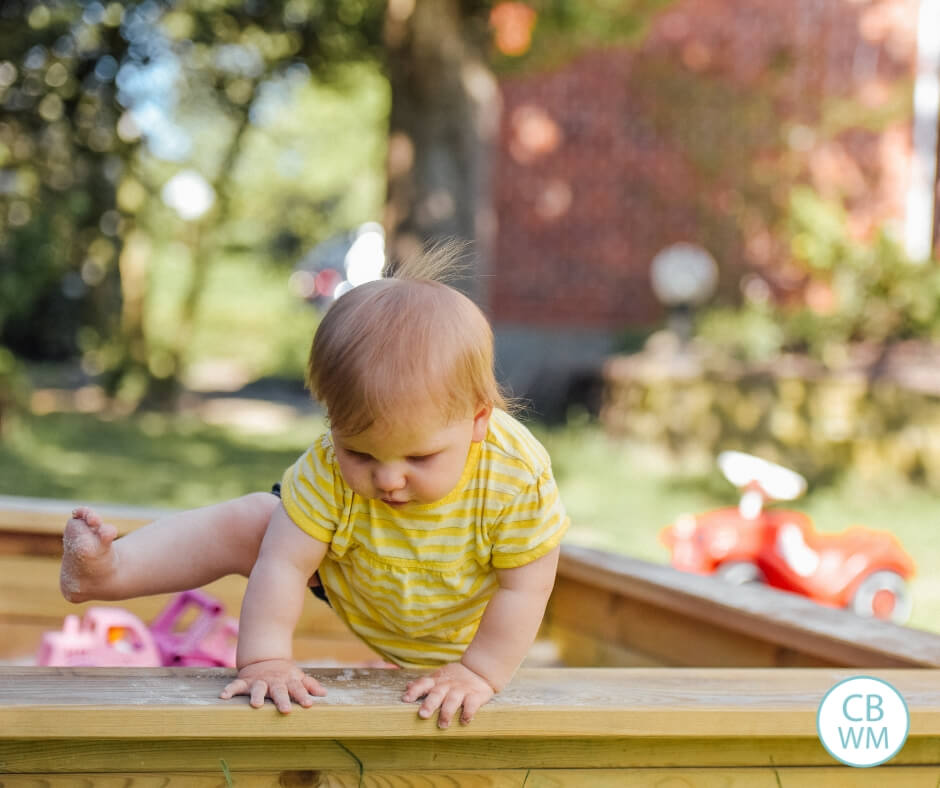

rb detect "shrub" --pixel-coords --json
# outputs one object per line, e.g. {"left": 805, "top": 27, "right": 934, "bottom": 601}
{"left": 699, "top": 187, "right": 940, "bottom": 363}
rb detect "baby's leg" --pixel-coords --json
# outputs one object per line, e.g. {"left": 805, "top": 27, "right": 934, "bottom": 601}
{"left": 61, "top": 492, "right": 279, "bottom": 603}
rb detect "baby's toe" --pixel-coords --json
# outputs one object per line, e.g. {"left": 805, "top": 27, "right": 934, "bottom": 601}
{"left": 63, "top": 518, "right": 106, "bottom": 558}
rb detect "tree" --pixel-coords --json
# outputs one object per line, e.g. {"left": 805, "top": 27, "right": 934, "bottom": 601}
{"left": 384, "top": 0, "right": 497, "bottom": 304}
{"left": 1, "top": 0, "right": 390, "bottom": 403}
{"left": 1, "top": 0, "right": 664, "bottom": 405}
{"left": 0, "top": 0, "right": 131, "bottom": 360}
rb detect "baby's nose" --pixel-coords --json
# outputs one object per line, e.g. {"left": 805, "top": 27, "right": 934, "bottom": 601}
{"left": 373, "top": 465, "right": 406, "bottom": 492}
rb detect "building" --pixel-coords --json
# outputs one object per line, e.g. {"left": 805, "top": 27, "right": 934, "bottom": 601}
{"left": 489, "top": 0, "right": 937, "bottom": 419}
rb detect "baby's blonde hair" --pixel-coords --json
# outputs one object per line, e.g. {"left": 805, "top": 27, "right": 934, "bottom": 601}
{"left": 307, "top": 242, "right": 507, "bottom": 436}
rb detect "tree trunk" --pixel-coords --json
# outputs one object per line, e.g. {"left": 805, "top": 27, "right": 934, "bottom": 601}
{"left": 383, "top": 0, "right": 500, "bottom": 308}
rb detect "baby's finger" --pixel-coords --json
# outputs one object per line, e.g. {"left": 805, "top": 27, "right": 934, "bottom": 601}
{"left": 302, "top": 675, "right": 327, "bottom": 697}
{"left": 437, "top": 691, "right": 464, "bottom": 730}
{"left": 418, "top": 687, "right": 447, "bottom": 720}
{"left": 401, "top": 676, "right": 434, "bottom": 703}
{"left": 270, "top": 684, "right": 293, "bottom": 714}
{"left": 287, "top": 679, "right": 315, "bottom": 708}
{"left": 460, "top": 693, "right": 486, "bottom": 724}
{"left": 249, "top": 681, "right": 269, "bottom": 708}
{"left": 219, "top": 679, "right": 248, "bottom": 699}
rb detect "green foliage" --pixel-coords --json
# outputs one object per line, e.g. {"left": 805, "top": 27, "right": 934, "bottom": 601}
{"left": 0, "top": 0, "right": 392, "bottom": 403}
{"left": 1, "top": 0, "right": 673, "bottom": 398}
{"left": 0, "top": 346, "right": 28, "bottom": 428}
{"left": 151, "top": 252, "right": 322, "bottom": 380}
{"left": 0, "top": 0, "right": 130, "bottom": 359}
{"left": 699, "top": 186, "right": 940, "bottom": 363}
{"left": 697, "top": 305, "right": 785, "bottom": 363}
{"left": 224, "top": 61, "right": 389, "bottom": 254}
{"left": 785, "top": 187, "right": 940, "bottom": 353}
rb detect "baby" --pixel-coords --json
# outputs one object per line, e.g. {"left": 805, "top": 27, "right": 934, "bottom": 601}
{"left": 61, "top": 246, "right": 569, "bottom": 728}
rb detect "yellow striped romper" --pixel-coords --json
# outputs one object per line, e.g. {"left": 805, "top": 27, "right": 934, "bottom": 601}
{"left": 279, "top": 408, "right": 569, "bottom": 668}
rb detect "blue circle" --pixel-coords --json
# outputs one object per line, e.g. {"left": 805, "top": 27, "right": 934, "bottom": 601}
{"left": 816, "top": 675, "right": 910, "bottom": 768}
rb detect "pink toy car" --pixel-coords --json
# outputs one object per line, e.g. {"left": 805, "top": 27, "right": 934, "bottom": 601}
{"left": 148, "top": 588, "right": 238, "bottom": 667}
{"left": 36, "top": 607, "right": 162, "bottom": 667}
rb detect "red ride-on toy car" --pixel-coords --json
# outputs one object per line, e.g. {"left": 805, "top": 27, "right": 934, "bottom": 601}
{"left": 661, "top": 451, "right": 916, "bottom": 623}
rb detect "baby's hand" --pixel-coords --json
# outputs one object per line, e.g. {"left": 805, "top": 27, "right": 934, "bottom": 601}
{"left": 401, "top": 661, "right": 495, "bottom": 728}
{"left": 220, "top": 659, "right": 326, "bottom": 713}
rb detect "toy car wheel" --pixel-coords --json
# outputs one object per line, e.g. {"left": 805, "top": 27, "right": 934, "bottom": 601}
{"left": 715, "top": 560, "right": 766, "bottom": 585}
{"left": 850, "top": 570, "right": 912, "bottom": 624}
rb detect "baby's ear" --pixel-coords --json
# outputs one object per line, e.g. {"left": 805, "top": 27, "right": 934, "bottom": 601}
{"left": 471, "top": 403, "right": 493, "bottom": 441}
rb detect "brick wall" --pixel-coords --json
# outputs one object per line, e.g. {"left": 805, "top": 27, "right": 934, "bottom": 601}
{"left": 489, "top": 0, "right": 923, "bottom": 331}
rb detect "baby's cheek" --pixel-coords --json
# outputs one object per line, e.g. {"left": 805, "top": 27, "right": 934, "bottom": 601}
{"left": 339, "top": 463, "right": 369, "bottom": 497}
{"left": 425, "top": 466, "right": 462, "bottom": 500}
{"left": 351, "top": 476, "right": 372, "bottom": 497}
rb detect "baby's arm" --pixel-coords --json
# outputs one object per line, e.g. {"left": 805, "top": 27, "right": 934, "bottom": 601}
{"left": 219, "top": 503, "right": 329, "bottom": 713}
{"left": 401, "top": 545, "right": 560, "bottom": 728}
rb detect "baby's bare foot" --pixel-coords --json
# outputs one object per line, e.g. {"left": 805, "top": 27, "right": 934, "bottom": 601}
{"left": 60, "top": 506, "right": 120, "bottom": 602}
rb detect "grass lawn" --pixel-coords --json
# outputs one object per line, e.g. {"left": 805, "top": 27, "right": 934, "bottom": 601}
{"left": 149, "top": 252, "right": 321, "bottom": 384}
{"left": 2, "top": 405, "right": 938, "bottom": 635}
{"left": 0, "top": 406, "right": 327, "bottom": 509}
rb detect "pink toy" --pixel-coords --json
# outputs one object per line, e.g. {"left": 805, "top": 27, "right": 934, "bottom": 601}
{"left": 148, "top": 588, "right": 238, "bottom": 667}
{"left": 36, "top": 607, "right": 162, "bottom": 667}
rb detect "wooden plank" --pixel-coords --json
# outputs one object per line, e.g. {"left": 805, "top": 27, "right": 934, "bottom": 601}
{"left": 553, "top": 545, "right": 940, "bottom": 668}
{"left": 0, "top": 774, "right": 361, "bottom": 787}
{"left": 5, "top": 770, "right": 939, "bottom": 788}
{"left": 0, "top": 555, "right": 249, "bottom": 622}
{"left": 546, "top": 578, "right": 834, "bottom": 667}
{"left": 0, "top": 620, "right": 50, "bottom": 664}
{"left": 0, "top": 739, "right": 358, "bottom": 773}
{"left": 527, "top": 770, "right": 782, "bottom": 788}
{"left": 538, "top": 621, "right": 665, "bottom": 668}
{"left": 4, "top": 737, "right": 940, "bottom": 774}
{"left": 1, "top": 667, "right": 939, "bottom": 740}
{"left": 2, "top": 668, "right": 938, "bottom": 782}
{"left": 0, "top": 772, "right": 531, "bottom": 787}
{"left": 0, "top": 618, "right": 379, "bottom": 666}
{"left": 0, "top": 555, "right": 358, "bottom": 636}
{"left": 343, "top": 736, "right": 940, "bottom": 769}
{"left": 774, "top": 769, "right": 940, "bottom": 787}
{"left": 547, "top": 576, "right": 795, "bottom": 667}
{"left": 0, "top": 554, "right": 379, "bottom": 665}
{"left": 0, "top": 494, "right": 164, "bottom": 537}
{"left": 526, "top": 769, "right": 940, "bottom": 788}
{"left": 0, "top": 531, "right": 63, "bottom": 557}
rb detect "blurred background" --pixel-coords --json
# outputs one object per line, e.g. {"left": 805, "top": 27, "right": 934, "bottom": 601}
{"left": 1, "top": 0, "right": 939, "bottom": 631}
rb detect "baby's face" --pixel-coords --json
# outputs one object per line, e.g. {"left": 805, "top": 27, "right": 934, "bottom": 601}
{"left": 332, "top": 404, "right": 491, "bottom": 507}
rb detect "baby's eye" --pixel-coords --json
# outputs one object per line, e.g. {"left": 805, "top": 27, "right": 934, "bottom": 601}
{"left": 407, "top": 453, "right": 438, "bottom": 463}
{"left": 347, "top": 450, "right": 373, "bottom": 461}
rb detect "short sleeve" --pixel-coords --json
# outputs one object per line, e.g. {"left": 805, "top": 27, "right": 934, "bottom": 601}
{"left": 490, "top": 468, "right": 569, "bottom": 569}
{"left": 279, "top": 435, "right": 344, "bottom": 544}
